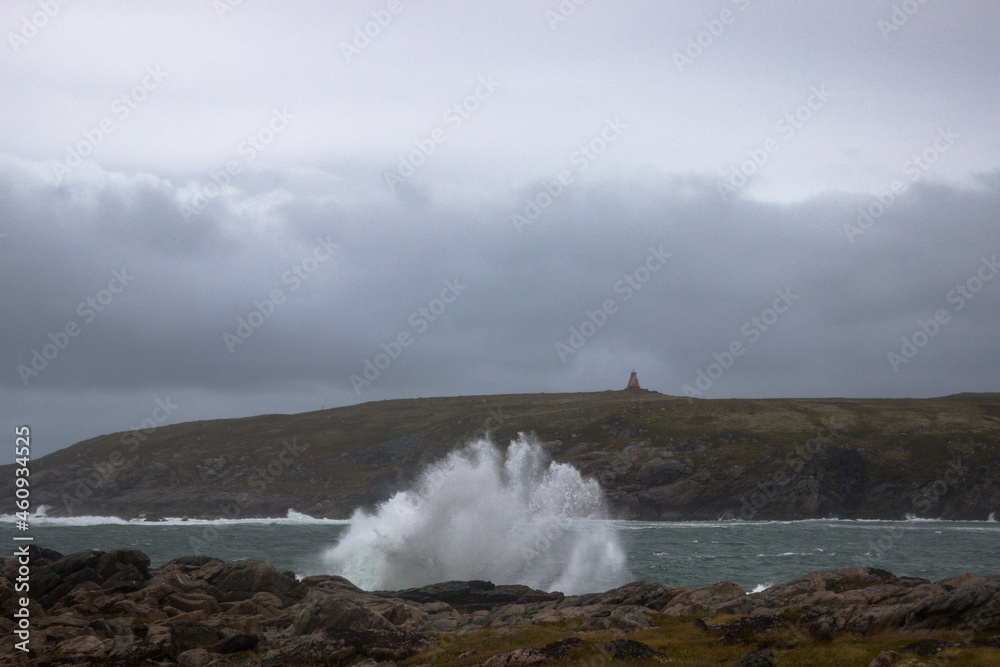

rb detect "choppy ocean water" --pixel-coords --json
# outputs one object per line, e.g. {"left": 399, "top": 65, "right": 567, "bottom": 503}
{"left": 5, "top": 512, "right": 998, "bottom": 594}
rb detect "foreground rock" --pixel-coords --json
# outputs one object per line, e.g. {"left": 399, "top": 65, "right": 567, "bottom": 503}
{"left": 2, "top": 548, "right": 999, "bottom": 665}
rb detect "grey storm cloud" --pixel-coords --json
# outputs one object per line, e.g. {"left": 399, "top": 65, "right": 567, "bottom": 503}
{"left": 1, "top": 0, "right": 999, "bottom": 459}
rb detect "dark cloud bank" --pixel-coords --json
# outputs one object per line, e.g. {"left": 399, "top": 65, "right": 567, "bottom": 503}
{"left": 1, "top": 157, "right": 998, "bottom": 458}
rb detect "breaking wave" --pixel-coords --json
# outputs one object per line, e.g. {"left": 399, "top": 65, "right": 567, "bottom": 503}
{"left": 321, "top": 434, "right": 630, "bottom": 594}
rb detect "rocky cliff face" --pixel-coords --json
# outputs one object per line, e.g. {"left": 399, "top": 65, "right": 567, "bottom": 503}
{"left": 557, "top": 435, "right": 998, "bottom": 521}
{"left": 4, "top": 392, "right": 999, "bottom": 521}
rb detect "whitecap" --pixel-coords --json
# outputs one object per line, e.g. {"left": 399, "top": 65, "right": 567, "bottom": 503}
{"left": 319, "top": 433, "right": 631, "bottom": 594}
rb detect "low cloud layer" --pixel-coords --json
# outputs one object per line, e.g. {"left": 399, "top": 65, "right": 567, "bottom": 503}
{"left": 2, "top": 157, "right": 997, "bottom": 457}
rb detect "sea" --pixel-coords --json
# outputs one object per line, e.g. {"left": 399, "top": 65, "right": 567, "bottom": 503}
{"left": 5, "top": 513, "right": 998, "bottom": 595}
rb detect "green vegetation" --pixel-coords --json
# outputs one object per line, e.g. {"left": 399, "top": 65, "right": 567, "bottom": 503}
{"left": 394, "top": 614, "right": 999, "bottom": 666}
{"left": 5, "top": 390, "right": 998, "bottom": 520}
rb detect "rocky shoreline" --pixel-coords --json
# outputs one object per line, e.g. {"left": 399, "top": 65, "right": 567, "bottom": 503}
{"left": 3, "top": 547, "right": 999, "bottom": 666}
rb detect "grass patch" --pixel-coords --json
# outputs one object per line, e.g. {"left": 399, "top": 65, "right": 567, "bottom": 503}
{"left": 401, "top": 619, "right": 1000, "bottom": 667}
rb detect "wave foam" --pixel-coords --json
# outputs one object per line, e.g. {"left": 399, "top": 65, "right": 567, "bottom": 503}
{"left": 321, "top": 434, "right": 631, "bottom": 594}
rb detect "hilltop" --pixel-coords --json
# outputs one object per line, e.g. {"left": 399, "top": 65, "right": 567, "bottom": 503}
{"left": 4, "top": 391, "right": 999, "bottom": 521}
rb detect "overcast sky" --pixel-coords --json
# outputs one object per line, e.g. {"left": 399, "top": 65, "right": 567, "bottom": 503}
{"left": 2, "top": 0, "right": 999, "bottom": 460}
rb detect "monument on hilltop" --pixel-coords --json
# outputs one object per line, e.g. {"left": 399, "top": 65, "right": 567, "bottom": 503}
{"left": 626, "top": 370, "right": 640, "bottom": 389}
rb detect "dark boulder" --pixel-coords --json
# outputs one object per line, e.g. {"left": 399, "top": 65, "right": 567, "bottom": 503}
{"left": 717, "top": 615, "right": 780, "bottom": 644}
{"left": 27, "top": 544, "right": 64, "bottom": 564}
{"left": 392, "top": 580, "right": 562, "bottom": 612}
{"left": 39, "top": 567, "right": 102, "bottom": 608}
{"left": 483, "top": 638, "right": 587, "bottom": 667}
{"left": 95, "top": 549, "right": 151, "bottom": 582}
{"left": 218, "top": 632, "right": 260, "bottom": 654}
{"left": 28, "top": 564, "right": 63, "bottom": 598}
{"left": 163, "top": 555, "right": 223, "bottom": 569}
{"left": 571, "top": 580, "right": 688, "bottom": 611}
{"left": 50, "top": 550, "right": 102, "bottom": 578}
{"left": 734, "top": 648, "right": 774, "bottom": 667}
{"left": 169, "top": 621, "right": 220, "bottom": 657}
{"left": 260, "top": 635, "right": 356, "bottom": 667}
{"left": 904, "top": 574, "right": 1000, "bottom": 631}
{"left": 538, "top": 638, "right": 585, "bottom": 658}
{"left": 291, "top": 594, "right": 393, "bottom": 635}
{"left": 603, "top": 638, "right": 662, "bottom": 660}
{"left": 208, "top": 560, "right": 299, "bottom": 602}
{"left": 901, "top": 639, "right": 961, "bottom": 657}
